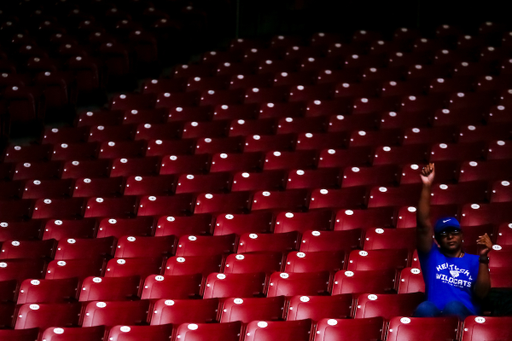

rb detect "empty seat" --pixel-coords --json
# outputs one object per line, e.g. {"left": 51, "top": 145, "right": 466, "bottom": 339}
{"left": 295, "top": 132, "right": 348, "bottom": 151}
{"left": 224, "top": 252, "right": 283, "bottom": 274}
{"left": 373, "top": 144, "right": 430, "bottom": 166}
{"left": 363, "top": 227, "right": 416, "bottom": 251}
{"left": 231, "top": 170, "right": 286, "bottom": 192}
{"left": 134, "top": 122, "right": 183, "bottom": 141}
{"left": 263, "top": 150, "right": 317, "bottom": 171}
{"left": 25, "top": 327, "right": 86, "bottom": 341}
{"left": 0, "top": 239, "right": 56, "bottom": 260}
{"left": 175, "top": 234, "right": 237, "bottom": 257}
{"left": 32, "top": 197, "right": 85, "bottom": 220}
{"left": 175, "top": 172, "right": 232, "bottom": 194}
{"left": 150, "top": 298, "right": 219, "bottom": 325}
{"left": 402, "top": 126, "right": 458, "bottom": 145}
{"left": 220, "top": 296, "right": 285, "bottom": 323}
{"left": 342, "top": 165, "right": 400, "bottom": 188}
{"left": 300, "top": 229, "right": 361, "bottom": 252}
{"left": 210, "top": 152, "right": 263, "bottom": 173}
{"left": 88, "top": 125, "right": 135, "bottom": 142}
{"left": 141, "top": 273, "right": 203, "bottom": 299}
{"left": 328, "top": 113, "right": 380, "bottom": 132}
{"left": 14, "top": 302, "right": 81, "bottom": 329}
{"left": 159, "top": 154, "right": 210, "bottom": 175}
{"left": 194, "top": 192, "right": 252, "bottom": 214}
{"left": 79, "top": 276, "right": 140, "bottom": 302}
{"left": 203, "top": 272, "right": 267, "bottom": 298}
{"left": 251, "top": 189, "right": 309, "bottom": 212}
{"left": 274, "top": 210, "right": 333, "bottom": 234}
{"left": 84, "top": 196, "right": 138, "bottom": 218}
{"left": 81, "top": 300, "right": 150, "bottom": 327}
{"left": 22, "top": 179, "right": 73, "bottom": 199}
{"left": 182, "top": 120, "right": 230, "bottom": 139}
{"left": 72, "top": 177, "right": 124, "bottom": 198}
{"left": 244, "top": 318, "right": 312, "bottom": 341}
{"left": 238, "top": 231, "right": 300, "bottom": 253}
{"left": 45, "top": 258, "right": 105, "bottom": 281}
{"left": 459, "top": 160, "right": 512, "bottom": 183}
{"left": 354, "top": 292, "right": 425, "bottom": 319}
{"left": 347, "top": 249, "right": 409, "bottom": 271}
{"left": 3, "top": 144, "right": 53, "bottom": 163}
{"left": 259, "top": 102, "right": 306, "bottom": 119}
{"left": 430, "top": 141, "right": 487, "bottom": 162}
{"left": 332, "top": 268, "right": 397, "bottom": 294}
{"left": 267, "top": 271, "right": 330, "bottom": 297}
{"left": 286, "top": 294, "right": 352, "bottom": 321}
{"left": 317, "top": 147, "right": 373, "bottom": 168}
{"left": 106, "top": 325, "right": 173, "bottom": 341}
{"left": 398, "top": 267, "right": 426, "bottom": 293}
{"left": 97, "top": 217, "right": 155, "bottom": 239}
{"left": 124, "top": 175, "right": 176, "bottom": 196}
{"left": 0, "top": 199, "right": 34, "bottom": 221}
{"left": 349, "top": 129, "right": 403, "bottom": 148}
{"left": 461, "top": 316, "right": 512, "bottom": 341}
{"left": 0, "top": 259, "right": 46, "bottom": 282}
{"left": 55, "top": 237, "right": 116, "bottom": 260}
{"left": 13, "top": 161, "right": 62, "bottom": 181}
{"left": 367, "top": 184, "right": 422, "bottom": 208}
{"left": 214, "top": 211, "right": 274, "bottom": 235}
{"left": 313, "top": 317, "right": 384, "bottom": 341}
{"left": 110, "top": 156, "right": 161, "bottom": 177}
{"left": 155, "top": 214, "right": 214, "bottom": 237}
{"left": 174, "top": 321, "right": 242, "bottom": 341}
{"left": 17, "top": 278, "right": 79, "bottom": 304}
{"left": 286, "top": 168, "right": 341, "bottom": 190}
{"left": 137, "top": 194, "right": 196, "bottom": 216}
{"left": 164, "top": 255, "right": 223, "bottom": 276}
{"left": 98, "top": 140, "right": 147, "bottom": 159}
{"left": 229, "top": 118, "right": 277, "bottom": 137}
{"left": 104, "top": 257, "right": 162, "bottom": 279}
{"left": 309, "top": 187, "right": 368, "bottom": 210}
{"left": 386, "top": 316, "right": 459, "bottom": 341}
{"left": 244, "top": 134, "right": 297, "bottom": 153}
{"left": 284, "top": 251, "right": 345, "bottom": 273}
{"left": 0, "top": 221, "right": 42, "bottom": 242}
{"left": 115, "top": 235, "right": 175, "bottom": 258}
{"left": 334, "top": 207, "right": 395, "bottom": 231}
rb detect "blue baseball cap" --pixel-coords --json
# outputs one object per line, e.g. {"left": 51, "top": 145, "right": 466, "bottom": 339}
{"left": 434, "top": 217, "right": 461, "bottom": 235}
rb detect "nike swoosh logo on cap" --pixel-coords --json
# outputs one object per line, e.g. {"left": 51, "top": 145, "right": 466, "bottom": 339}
{"left": 443, "top": 219, "right": 450, "bottom": 223}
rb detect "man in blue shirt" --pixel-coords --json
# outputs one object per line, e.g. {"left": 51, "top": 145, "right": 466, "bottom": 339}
{"left": 414, "top": 163, "right": 493, "bottom": 320}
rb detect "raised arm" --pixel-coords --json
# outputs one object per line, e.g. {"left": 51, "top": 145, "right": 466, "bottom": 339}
{"left": 474, "top": 233, "right": 492, "bottom": 299}
{"left": 416, "top": 163, "right": 435, "bottom": 254}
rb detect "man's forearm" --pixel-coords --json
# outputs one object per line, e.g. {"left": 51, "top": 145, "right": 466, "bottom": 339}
{"left": 417, "top": 183, "right": 431, "bottom": 228}
{"left": 474, "top": 262, "right": 491, "bottom": 300}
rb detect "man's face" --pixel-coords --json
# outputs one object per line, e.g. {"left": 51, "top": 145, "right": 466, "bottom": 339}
{"left": 436, "top": 228, "right": 463, "bottom": 253}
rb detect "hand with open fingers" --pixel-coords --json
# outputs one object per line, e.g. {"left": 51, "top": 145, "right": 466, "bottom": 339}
{"left": 477, "top": 233, "right": 493, "bottom": 256}
{"left": 420, "top": 163, "right": 435, "bottom": 186}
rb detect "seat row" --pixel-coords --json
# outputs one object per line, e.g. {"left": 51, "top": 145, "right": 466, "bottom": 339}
{"left": 1, "top": 295, "right": 512, "bottom": 341}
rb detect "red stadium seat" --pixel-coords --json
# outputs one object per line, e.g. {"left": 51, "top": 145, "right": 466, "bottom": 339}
{"left": 124, "top": 175, "right": 176, "bottom": 196}
{"left": 0, "top": 221, "right": 43, "bottom": 242}
{"left": 286, "top": 168, "right": 342, "bottom": 190}
{"left": 286, "top": 294, "right": 352, "bottom": 321}
{"left": 164, "top": 255, "right": 223, "bottom": 276}
{"left": 459, "top": 160, "right": 512, "bottom": 183}
{"left": 175, "top": 234, "right": 237, "bottom": 257}
{"left": 13, "top": 161, "right": 62, "bottom": 181}
{"left": 317, "top": 147, "right": 373, "bottom": 168}
{"left": 341, "top": 165, "right": 400, "bottom": 188}
{"left": 386, "top": 316, "right": 459, "bottom": 341}
{"left": 224, "top": 252, "right": 283, "bottom": 274}
{"left": 114, "top": 235, "right": 175, "bottom": 258}
{"left": 347, "top": 249, "right": 409, "bottom": 271}
{"left": 354, "top": 292, "right": 424, "bottom": 319}
{"left": 174, "top": 321, "right": 242, "bottom": 341}
{"left": 251, "top": 189, "right": 309, "bottom": 212}
{"left": 17, "top": 278, "right": 79, "bottom": 304}
{"left": 39, "top": 326, "right": 105, "bottom": 341}
{"left": 45, "top": 258, "right": 105, "bottom": 281}
{"left": 175, "top": 172, "right": 231, "bottom": 194}
{"left": 33, "top": 197, "right": 85, "bottom": 220}
{"left": 14, "top": 302, "right": 81, "bottom": 329}
{"left": 81, "top": 300, "right": 150, "bottom": 327}
{"left": 332, "top": 269, "right": 396, "bottom": 294}
{"left": 72, "top": 177, "right": 124, "bottom": 198}
{"left": 313, "top": 317, "right": 384, "bottom": 341}
{"left": 194, "top": 192, "right": 252, "bottom": 214}
{"left": 0, "top": 259, "right": 46, "bottom": 282}
{"left": 150, "top": 298, "right": 219, "bottom": 325}
{"left": 107, "top": 325, "right": 173, "bottom": 341}
{"left": 22, "top": 178, "right": 74, "bottom": 199}
{"left": 210, "top": 152, "right": 264, "bottom": 173}
{"left": 363, "top": 227, "right": 417, "bottom": 251}
{"left": 231, "top": 170, "right": 287, "bottom": 192}
{"left": 137, "top": 194, "right": 196, "bottom": 216}
{"left": 220, "top": 296, "right": 285, "bottom": 323}
{"left": 398, "top": 267, "right": 425, "bottom": 293}
{"left": 300, "top": 229, "right": 362, "bottom": 252}
{"left": 244, "top": 318, "right": 312, "bottom": 341}
{"left": 244, "top": 133, "right": 297, "bottom": 153}
{"left": 110, "top": 156, "right": 160, "bottom": 177}
{"left": 54, "top": 237, "right": 116, "bottom": 260}
{"left": 84, "top": 196, "right": 138, "bottom": 218}
{"left": 214, "top": 211, "right": 274, "bottom": 235}
{"left": 461, "top": 316, "right": 512, "bottom": 341}
{"left": 284, "top": 251, "right": 345, "bottom": 273}
{"left": 105, "top": 257, "right": 162, "bottom": 280}
{"left": 141, "top": 273, "right": 203, "bottom": 299}
{"left": 334, "top": 207, "right": 395, "bottom": 231}
{"left": 396, "top": 204, "right": 459, "bottom": 228}
{"left": 79, "top": 275, "right": 140, "bottom": 302}
{"left": 155, "top": 214, "right": 214, "bottom": 237}
{"left": 264, "top": 150, "right": 317, "bottom": 171}
{"left": 203, "top": 272, "right": 267, "bottom": 298}
{"left": 238, "top": 232, "right": 300, "bottom": 253}
{"left": 0, "top": 239, "right": 56, "bottom": 260}
{"left": 274, "top": 210, "right": 333, "bottom": 234}
{"left": 159, "top": 154, "right": 210, "bottom": 175}
{"left": 309, "top": 187, "right": 368, "bottom": 210}
{"left": 267, "top": 271, "right": 330, "bottom": 297}
{"left": 367, "top": 184, "right": 422, "bottom": 208}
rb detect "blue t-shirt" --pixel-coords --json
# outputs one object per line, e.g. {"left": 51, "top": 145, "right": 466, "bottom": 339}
{"left": 418, "top": 244, "right": 481, "bottom": 315}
